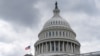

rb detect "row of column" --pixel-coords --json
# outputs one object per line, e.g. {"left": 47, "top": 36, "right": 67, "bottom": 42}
{"left": 35, "top": 41, "right": 80, "bottom": 55}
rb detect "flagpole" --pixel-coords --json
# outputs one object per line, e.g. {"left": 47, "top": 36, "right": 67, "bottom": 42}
{"left": 29, "top": 44, "right": 31, "bottom": 54}
{"left": 29, "top": 36, "right": 33, "bottom": 54}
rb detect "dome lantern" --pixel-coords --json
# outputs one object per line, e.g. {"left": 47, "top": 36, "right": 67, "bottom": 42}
{"left": 53, "top": 1, "right": 60, "bottom": 16}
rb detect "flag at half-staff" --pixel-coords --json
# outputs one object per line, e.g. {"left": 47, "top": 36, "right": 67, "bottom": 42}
{"left": 25, "top": 46, "right": 30, "bottom": 50}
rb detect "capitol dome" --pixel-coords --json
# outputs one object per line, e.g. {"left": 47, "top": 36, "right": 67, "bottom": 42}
{"left": 43, "top": 3, "right": 72, "bottom": 31}
{"left": 34, "top": 2, "right": 80, "bottom": 56}
{"left": 43, "top": 9, "right": 71, "bottom": 30}
{"left": 38, "top": 2, "right": 76, "bottom": 40}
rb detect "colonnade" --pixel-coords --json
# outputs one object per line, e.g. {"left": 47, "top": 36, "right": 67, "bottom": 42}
{"left": 39, "top": 30, "right": 76, "bottom": 40}
{"left": 35, "top": 41, "right": 80, "bottom": 55}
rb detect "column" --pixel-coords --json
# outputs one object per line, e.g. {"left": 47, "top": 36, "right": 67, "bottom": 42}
{"left": 35, "top": 46, "right": 37, "bottom": 55}
{"left": 70, "top": 43, "right": 72, "bottom": 53}
{"left": 40, "top": 44, "right": 41, "bottom": 53}
{"left": 67, "top": 42, "right": 70, "bottom": 53}
{"left": 50, "top": 41, "right": 52, "bottom": 52}
{"left": 72, "top": 43, "right": 73, "bottom": 53}
{"left": 75, "top": 45, "right": 78, "bottom": 54}
{"left": 74, "top": 44, "right": 76, "bottom": 54}
{"left": 66, "top": 42, "right": 68, "bottom": 53}
{"left": 77, "top": 46, "right": 80, "bottom": 54}
{"left": 54, "top": 41, "right": 56, "bottom": 52}
{"left": 65, "top": 42, "right": 66, "bottom": 52}
{"left": 42, "top": 43, "right": 43, "bottom": 53}
{"left": 58, "top": 41, "right": 60, "bottom": 52}
{"left": 62, "top": 41, "right": 64, "bottom": 52}
{"left": 43, "top": 43, "right": 44, "bottom": 53}
{"left": 77, "top": 45, "right": 79, "bottom": 54}
{"left": 37, "top": 46, "right": 38, "bottom": 54}
{"left": 46, "top": 42, "right": 48, "bottom": 52}
{"left": 73, "top": 44, "right": 75, "bottom": 54}
{"left": 38, "top": 45, "right": 40, "bottom": 54}
{"left": 44, "top": 43, "right": 46, "bottom": 52}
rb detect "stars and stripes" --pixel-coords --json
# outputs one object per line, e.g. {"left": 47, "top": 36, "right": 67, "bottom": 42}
{"left": 25, "top": 46, "right": 30, "bottom": 50}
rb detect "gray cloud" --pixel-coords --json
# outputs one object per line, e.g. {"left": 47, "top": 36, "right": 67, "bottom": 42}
{"left": 0, "top": 0, "right": 99, "bottom": 28}
{"left": 0, "top": 0, "right": 40, "bottom": 28}
{"left": 40, "top": 0, "right": 99, "bottom": 16}
{"left": 0, "top": 0, "right": 100, "bottom": 56}
{"left": 61, "top": 0, "right": 99, "bottom": 15}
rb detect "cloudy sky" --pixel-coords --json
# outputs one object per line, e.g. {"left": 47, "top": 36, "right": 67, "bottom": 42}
{"left": 0, "top": 0, "right": 100, "bottom": 56}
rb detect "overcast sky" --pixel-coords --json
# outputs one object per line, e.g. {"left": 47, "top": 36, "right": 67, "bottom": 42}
{"left": 0, "top": 0, "right": 100, "bottom": 56}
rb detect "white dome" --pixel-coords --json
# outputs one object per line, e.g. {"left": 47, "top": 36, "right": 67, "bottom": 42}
{"left": 43, "top": 14, "right": 71, "bottom": 29}
{"left": 43, "top": 4, "right": 72, "bottom": 31}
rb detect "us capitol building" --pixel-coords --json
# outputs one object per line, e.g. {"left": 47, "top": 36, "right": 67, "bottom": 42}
{"left": 34, "top": 2, "right": 80, "bottom": 56}
{"left": 25, "top": 2, "right": 100, "bottom": 56}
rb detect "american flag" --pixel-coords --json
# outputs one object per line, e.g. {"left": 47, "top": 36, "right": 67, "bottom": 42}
{"left": 25, "top": 46, "right": 30, "bottom": 50}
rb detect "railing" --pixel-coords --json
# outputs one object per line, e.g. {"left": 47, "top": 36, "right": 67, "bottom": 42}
{"left": 62, "top": 51, "right": 100, "bottom": 56}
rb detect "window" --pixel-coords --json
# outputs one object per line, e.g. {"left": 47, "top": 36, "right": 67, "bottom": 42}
{"left": 56, "top": 31, "right": 58, "bottom": 36}
{"left": 59, "top": 21, "right": 60, "bottom": 24}
{"left": 63, "top": 32, "right": 65, "bottom": 37}
{"left": 69, "top": 32, "right": 70, "bottom": 37}
{"left": 46, "top": 32, "right": 48, "bottom": 37}
{"left": 56, "top": 21, "right": 57, "bottom": 24}
{"left": 51, "top": 22, "right": 52, "bottom": 24}
{"left": 52, "top": 31, "right": 54, "bottom": 36}
{"left": 59, "top": 31, "right": 61, "bottom": 36}
{"left": 53, "top": 21, "right": 55, "bottom": 24}
{"left": 49, "top": 32, "right": 51, "bottom": 37}
{"left": 66, "top": 32, "right": 67, "bottom": 37}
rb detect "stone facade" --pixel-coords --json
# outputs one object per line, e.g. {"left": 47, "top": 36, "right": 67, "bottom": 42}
{"left": 34, "top": 2, "right": 80, "bottom": 56}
